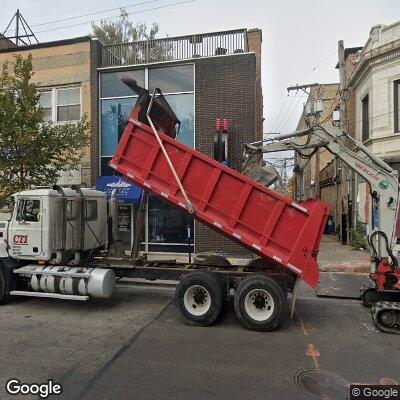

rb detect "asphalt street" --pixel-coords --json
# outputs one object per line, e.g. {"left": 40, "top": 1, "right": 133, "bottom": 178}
{"left": 0, "top": 280, "right": 399, "bottom": 400}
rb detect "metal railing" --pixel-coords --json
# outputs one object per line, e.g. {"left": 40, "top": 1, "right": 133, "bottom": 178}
{"left": 101, "top": 29, "right": 248, "bottom": 68}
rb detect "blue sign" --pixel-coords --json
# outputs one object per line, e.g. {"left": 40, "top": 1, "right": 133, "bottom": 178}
{"left": 96, "top": 176, "right": 143, "bottom": 204}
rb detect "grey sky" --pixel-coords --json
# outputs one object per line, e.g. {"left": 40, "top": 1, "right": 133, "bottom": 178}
{"left": 1, "top": 0, "right": 399, "bottom": 134}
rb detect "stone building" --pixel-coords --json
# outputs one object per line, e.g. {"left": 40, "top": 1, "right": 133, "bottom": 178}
{"left": 0, "top": 36, "right": 98, "bottom": 188}
{"left": 347, "top": 21, "right": 400, "bottom": 231}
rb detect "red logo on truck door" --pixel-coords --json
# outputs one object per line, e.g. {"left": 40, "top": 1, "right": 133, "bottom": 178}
{"left": 13, "top": 235, "right": 28, "bottom": 245}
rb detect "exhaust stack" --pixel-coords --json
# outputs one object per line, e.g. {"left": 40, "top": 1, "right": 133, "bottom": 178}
{"left": 71, "top": 185, "right": 85, "bottom": 265}
{"left": 52, "top": 185, "right": 66, "bottom": 265}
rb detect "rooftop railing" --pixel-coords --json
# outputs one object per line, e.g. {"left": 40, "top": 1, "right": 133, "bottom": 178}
{"left": 100, "top": 29, "right": 248, "bottom": 68}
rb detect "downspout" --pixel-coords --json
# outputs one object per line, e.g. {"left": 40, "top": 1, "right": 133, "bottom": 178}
{"left": 53, "top": 185, "right": 66, "bottom": 265}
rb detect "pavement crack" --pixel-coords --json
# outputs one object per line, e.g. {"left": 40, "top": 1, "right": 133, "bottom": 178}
{"left": 74, "top": 300, "right": 172, "bottom": 400}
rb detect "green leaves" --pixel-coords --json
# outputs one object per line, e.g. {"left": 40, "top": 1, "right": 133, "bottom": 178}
{"left": 0, "top": 54, "right": 90, "bottom": 206}
{"left": 91, "top": 8, "right": 159, "bottom": 46}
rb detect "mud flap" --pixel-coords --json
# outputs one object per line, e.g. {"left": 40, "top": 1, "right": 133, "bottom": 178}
{"left": 290, "top": 277, "right": 302, "bottom": 319}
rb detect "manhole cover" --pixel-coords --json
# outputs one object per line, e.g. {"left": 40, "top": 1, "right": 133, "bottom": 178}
{"left": 295, "top": 369, "right": 350, "bottom": 399}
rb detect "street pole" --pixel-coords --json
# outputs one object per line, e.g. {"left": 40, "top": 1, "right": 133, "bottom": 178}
{"left": 338, "top": 40, "right": 349, "bottom": 243}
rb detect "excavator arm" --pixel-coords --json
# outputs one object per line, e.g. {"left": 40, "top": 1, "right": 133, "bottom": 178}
{"left": 245, "top": 125, "right": 400, "bottom": 269}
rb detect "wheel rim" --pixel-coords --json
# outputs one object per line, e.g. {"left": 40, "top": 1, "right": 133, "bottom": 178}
{"left": 244, "top": 289, "right": 274, "bottom": 321}
{"left": 183, "top": 285, "right": 211, "bottom": 316}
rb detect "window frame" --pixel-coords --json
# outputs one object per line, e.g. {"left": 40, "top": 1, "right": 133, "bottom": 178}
{"left": 394, "top": 80, "right": 400, "bottom": 133}
{"left": 38, "top": 86, "right": 82, "bottom": 123}
{"left": 85, "top": 200, "right": 98, "bottom": 222}
{"left": 38, "top": 90, "right": 53, "bottom": 122}
{"left": 56, "top": 86, "right": 82, "bottom": 123}
{"left": 16, "top": 198, "right": 41, "bottom": 223}
{"left": 361, "top": 93, "right": 369, "bottom": 142}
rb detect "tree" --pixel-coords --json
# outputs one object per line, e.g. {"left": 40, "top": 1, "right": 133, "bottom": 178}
{"left": 92, "top": 9, "right": 159, "bottom": 45}
{"left": 92, "top": 9, "right": 172, "bottom": 64}
{"left": 0, "top": 54, "right": 89, "bottom": 206}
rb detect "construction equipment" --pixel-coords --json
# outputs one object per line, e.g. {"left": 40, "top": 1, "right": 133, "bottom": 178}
{"left": 244, "top": 124, "right": 400, "bottom": 333}
{"left": 0, "top": 79, "right": 329, "bottom": 332}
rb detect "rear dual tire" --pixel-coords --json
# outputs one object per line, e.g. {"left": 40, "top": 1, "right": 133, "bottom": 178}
{"left": 234, "top": 274, "right": 286, "bottom": 331}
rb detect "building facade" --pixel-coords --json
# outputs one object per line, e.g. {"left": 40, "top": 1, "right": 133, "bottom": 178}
{"left": 347, "top": 22, "right": 400, "bottom": 230}
{"left": 0, "top": 28, "right": 263, "bottom": 256}
{"left": 295, "top": 48, "right": 362, "bottom": 242}
{"left": 95, "top": 29, "right": 263, "bottom": 255}
{"left": 0, "top": 36, "right": 99, "bottom": 188}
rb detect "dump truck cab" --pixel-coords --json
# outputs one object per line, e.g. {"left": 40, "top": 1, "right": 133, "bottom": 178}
{"left": 0, "top": 186, "right": 108, "bottom": 263}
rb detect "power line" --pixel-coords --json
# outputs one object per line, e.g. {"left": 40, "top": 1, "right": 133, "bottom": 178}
{"left": 270, "top": 94, "right": 289, "bottom": 132}
{"left": 281, "top": 95, "right": 304, "bottom": 132}
{"left": 33, "top": 0, "right": 196, "bottom": 35}
{"left": 274, "top": 93, "right": 298, "bottom": 133}
{"left": 30, "top": 0, "right": 163, "bottom": 28}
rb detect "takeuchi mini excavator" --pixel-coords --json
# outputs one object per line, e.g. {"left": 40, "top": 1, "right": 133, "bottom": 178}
{"left": 245, "top": 125, "right": 400, "bottom": 334}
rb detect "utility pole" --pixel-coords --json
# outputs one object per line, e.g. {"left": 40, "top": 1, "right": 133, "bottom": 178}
{"left": 337, "top": 40, "right": 349, "bottom": 243}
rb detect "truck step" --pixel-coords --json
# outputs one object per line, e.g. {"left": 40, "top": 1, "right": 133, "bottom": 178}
{"left": 10, "top": 291, "right": 89, "bottom": 301}
{"left": 13, "top": 265, "right": 92, "bottom": 279}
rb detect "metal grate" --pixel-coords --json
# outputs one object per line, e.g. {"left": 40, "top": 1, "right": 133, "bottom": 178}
{"left": 101, "top": 29, "right": 248, "bottom": 68}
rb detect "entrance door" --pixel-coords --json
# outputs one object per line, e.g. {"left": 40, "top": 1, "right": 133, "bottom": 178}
{"left": 10, "top": 197, "right": 43, "bottom": 259}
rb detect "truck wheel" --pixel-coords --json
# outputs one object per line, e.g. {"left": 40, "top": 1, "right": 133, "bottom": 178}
{"left": 176, "top": 271, "right": 223, "bottom": 326}
{"left": 0, "top": 267, "right": 6, "bottom": 304}
{"left": 234, "top": 274, "right": 286, "bottom": 331}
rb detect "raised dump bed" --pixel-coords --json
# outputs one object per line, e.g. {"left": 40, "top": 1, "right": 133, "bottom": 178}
{"left": 109, "top": 83, "right": 329, "bottom": 289}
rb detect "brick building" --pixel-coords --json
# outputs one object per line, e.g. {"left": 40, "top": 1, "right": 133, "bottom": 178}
{"left": 295, "top": 48, "right": 360, "bottom": 242}
{"left": 95, "top": 28, "right": 263, "bottom": 255}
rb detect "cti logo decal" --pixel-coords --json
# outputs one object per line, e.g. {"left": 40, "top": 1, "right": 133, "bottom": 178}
{"left": 13, "top": 235, "right": 28, "bottom": 245}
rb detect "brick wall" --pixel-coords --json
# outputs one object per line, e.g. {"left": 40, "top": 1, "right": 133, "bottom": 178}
{"left": 194, "top": 53, "right": 257, "bottom": 255}
{"left": 0, "top": 34, "right": 16, "bottom": 50}
{"left": 247, "top": 29, "right": 263, "bottom": 140}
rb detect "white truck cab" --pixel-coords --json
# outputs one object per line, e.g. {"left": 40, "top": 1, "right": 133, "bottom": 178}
{"left": 0, "top": 186, "right": 115, "bottom": 302}
{"left": 0, "top": 186, "right": 108, "bottom": 262}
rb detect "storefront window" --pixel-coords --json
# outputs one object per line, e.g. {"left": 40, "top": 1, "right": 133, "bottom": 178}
{"left": 149, "top": 64, "right": 194, "bottom": 93}
{"left": 165, "top": 93, "right": 194, "bottom": 148}
{"left": 99, "top": 63, "right": 195, "bottom": 253}
{"left": 101, "top": 97, "right": 137, "bottom": 159}
{"left": 101, "top": 70, "right": 145, "bottom": 98}
{"left": 148, "top": 195, "right": 194, "bottom": 246}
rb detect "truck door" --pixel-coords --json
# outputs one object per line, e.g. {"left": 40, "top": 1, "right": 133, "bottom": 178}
{"left": 10, "top": 197, "right": 43, "bottom": 259}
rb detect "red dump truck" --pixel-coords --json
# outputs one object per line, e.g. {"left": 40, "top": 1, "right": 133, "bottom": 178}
{"left": 108, "top": 78, "right": 329, "bottom": 331}
{"left": 0, "top": 78, "right": 329, "bottom": 332}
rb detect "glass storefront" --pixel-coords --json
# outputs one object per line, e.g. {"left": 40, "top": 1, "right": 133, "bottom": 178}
{"left": 100, "top": 64, "right": 195, "bottom": 253}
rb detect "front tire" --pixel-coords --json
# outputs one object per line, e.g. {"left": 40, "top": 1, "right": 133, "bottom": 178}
{"left": 234, "top": 274, "right": 286, "bottom": 331}
{"left": 176, "top": 271, "right": 223, "bottom": 326}
{"left": 0, "top": 267, "right": 7, "bottom": 304}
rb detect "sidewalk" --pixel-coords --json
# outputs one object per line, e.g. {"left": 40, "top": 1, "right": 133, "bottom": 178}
{"left": 318, "top": 234, "right": 370, "bottom": 273}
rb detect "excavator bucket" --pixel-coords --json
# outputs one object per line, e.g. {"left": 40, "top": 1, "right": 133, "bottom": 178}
{"left": 242, "top": 154, "right": 281, "bottom": 187}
